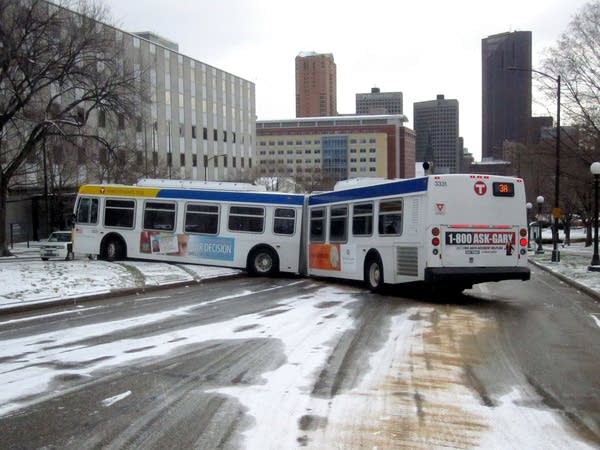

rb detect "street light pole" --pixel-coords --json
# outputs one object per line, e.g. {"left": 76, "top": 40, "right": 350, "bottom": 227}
{"left": 507, "top": 66, "right": 561, "bottom": 262}
{"left": 589, "top": 162, "right": 600, "bottom": 270}
{"left": 204, "top": 154, "right": 226, "bottom": 182}
{"left": 536, "top": 195, "right": 544, "bottom": 255}
{"left": 551, "top": 75, "right": 561, "bottom": 263}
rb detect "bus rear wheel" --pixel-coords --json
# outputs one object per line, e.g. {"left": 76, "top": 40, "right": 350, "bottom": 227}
{"left": 248, "top": 247, "right": 278, "bottom": 276}
{"left": 365, "top": 255, "right": 384, "bottom": 292}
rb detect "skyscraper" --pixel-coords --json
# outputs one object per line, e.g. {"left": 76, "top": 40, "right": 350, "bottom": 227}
{"left": 482, "top": 31, "right": 532, "bottom": 159}
{"left": 295, "top": 52, "right": 337, "bottom": 117}
{"left": 356, "top": 87, "right": 403, "bottom": 115}
{"left": 413, "top": 95, "right": 460, "bottom": 174}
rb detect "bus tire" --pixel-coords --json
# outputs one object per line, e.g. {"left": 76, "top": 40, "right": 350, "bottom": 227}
{"left": 365, "top": 253, "right": 384, "bottom": 292}
{"left": 41, "top": 257, "right": 49, "bottom": 261}
{"left": 248, "top": 246, "right": 279, "bottom": 276}
{"left": 101, "top": 237, "right": 125, "bottom": 262}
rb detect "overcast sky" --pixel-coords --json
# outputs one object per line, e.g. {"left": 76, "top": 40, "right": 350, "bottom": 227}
{"left": 103, "top": 0, "right": 589, "bottom": 161}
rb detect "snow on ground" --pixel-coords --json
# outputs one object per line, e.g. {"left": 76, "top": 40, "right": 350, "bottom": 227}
{"left": 0, "top": 243, "right": 240, "bottom": 311}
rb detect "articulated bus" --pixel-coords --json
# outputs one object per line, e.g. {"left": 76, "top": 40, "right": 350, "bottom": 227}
{"left": 73, "top": 174, "right": 530, "bottom": 292}
{"left": 307, "top": 175, "right": 530, "bottom": 292}
{"left": 73, "top": 179, "right": 305, "bottom": 275}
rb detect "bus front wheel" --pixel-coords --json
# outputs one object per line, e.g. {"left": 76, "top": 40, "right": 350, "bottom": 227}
{"left": 248, "top": 247, "right": 278, "bottom": 276}
{"left": 365, "top": 254, "right": 384, "bottom": 292}
{"left": 101, "top": 238, "right": 124, "bottom": 262}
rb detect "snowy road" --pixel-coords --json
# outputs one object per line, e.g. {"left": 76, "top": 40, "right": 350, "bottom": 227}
{"left": 0, "top": 273, "right": 598, "bottom": 449}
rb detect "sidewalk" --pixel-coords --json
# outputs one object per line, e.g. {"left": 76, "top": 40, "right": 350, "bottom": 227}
{"left": 1, "top": 237, "right": 599, "bottom": 315}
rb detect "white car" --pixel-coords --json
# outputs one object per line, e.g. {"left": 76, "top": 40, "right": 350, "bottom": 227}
{"left": 40, "top": 231, "right": 74, "bottom": 261}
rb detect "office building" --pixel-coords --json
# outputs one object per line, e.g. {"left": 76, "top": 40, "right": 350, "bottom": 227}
{"left": 482, "top": 31, "right": 532, "bottom": 159}
{"left": 7, "top": 2, "right": 256, "bottom": 240}
{"left": 256, "top": 115, "right": 415, "bottom": 190}
{"left": 295, "top": 52, "right": 337, "bottom": 117}
{"left": 413, "top": 95, "right": 460, "bottom": 174}
{"left": 356, "top": 87, "right": 403, "bottom": 115}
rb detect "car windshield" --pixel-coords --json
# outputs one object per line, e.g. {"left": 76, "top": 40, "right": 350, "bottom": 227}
{"left": 48, "top": 232, "right": 71, "bottom": 242}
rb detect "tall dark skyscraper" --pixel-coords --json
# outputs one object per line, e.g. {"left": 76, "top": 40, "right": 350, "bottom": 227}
{"left": 482, "top": 31, "right": 532, "bottom": 159}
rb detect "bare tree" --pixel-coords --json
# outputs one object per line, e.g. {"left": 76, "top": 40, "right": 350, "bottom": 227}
{"left": 542, "top": 1, "right": 600, "bottom": 135}
{"left": 537, "top": 1, "right": 600, "bottom": 244}
{"left": 0, "top": 0, "right": 149, "bottom": 255}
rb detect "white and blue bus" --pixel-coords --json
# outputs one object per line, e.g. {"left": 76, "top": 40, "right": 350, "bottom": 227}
{"left": 73, "top": 179, "right": 305, "bottom": 275}
{"left": 73, "top": 174, "right": 530, "bottom": 292}
{"left": 306, "top": 175, "right": 530, "bottom": 292}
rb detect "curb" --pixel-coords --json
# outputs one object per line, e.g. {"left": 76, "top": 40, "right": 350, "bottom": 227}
{"left": 0, "top": 272, "right": 243, "bottom": 316}
{"left": 528, "top": 259, "right": 600, "bottom": 302}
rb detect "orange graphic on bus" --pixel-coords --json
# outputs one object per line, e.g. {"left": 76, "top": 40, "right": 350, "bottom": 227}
{"left": 309, "top": 243, "right": 341, "bottom": 271}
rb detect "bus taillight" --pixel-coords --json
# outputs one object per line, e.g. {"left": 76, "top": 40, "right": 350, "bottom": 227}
{"left": 519, "top": 238, "right": 528, "bottom": 247}
{"left": 519, "top": 228, "right": 527, "bottom": 237}
{"left": 432, "top": 237, "right": 440, "bottom": 246}
{"left": 432, "top": 227, "right": 440, "bottom": 236}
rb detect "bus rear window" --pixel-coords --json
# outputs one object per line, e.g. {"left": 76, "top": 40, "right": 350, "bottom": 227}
{"left": 143, "top": 201, "right": 176, "bottom": 231}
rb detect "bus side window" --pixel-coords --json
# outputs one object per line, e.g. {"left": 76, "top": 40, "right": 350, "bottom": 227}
{"left": 143, "top": 201, "right": 176, "bottom": 231}
{"left": 76, "top": 197, "right": 99, "bottom": 224}
{"left": 310, "top": 208, "right": 325, "bottom": 242}
{"left": 274, "top": 208, "right": 295, "bottom": 235}
{"left": 378, "top": 199, "right": 403, "bottom": 235}
{"left": 104, "top": 199, "right": 135, "bottom": 228}
{"left": 185, "top": 203, "right": 219, "bottom": 235}
{"left": 352, "top": 202, "right": 373, "bottom": 236}
{"left": 228, "top": 206, "right": 264, "bottom": 233}
{"left": 329, "top": 205, "right": 348, "bottom": 243}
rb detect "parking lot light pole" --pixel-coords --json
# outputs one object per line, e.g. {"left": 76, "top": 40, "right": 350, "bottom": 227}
{"left": 589, "top": 162, "right": 600, "bottom": 270}
{"left": 536, "top": 196, "right": 545, "bottom": 254}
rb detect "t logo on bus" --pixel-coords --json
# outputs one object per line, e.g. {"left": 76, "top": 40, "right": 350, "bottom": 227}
{"left": 474, "top": 181, "right": 487, "bottom": 196}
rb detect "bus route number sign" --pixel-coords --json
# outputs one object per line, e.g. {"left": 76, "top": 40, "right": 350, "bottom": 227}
{"left": 445, "top": 231, "right": 515, "bottom": 246}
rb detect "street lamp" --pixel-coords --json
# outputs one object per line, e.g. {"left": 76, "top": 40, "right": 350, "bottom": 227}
{"left": 589, "top": 162, "right": 600, "bottom": 270}
{"left": 526, "top": 202, "right": 533, "bottom": 250}
{"left": 204, "top": 154, "right": 227, "bottom": 182}
{"left": 536, "top": 195, "right": 545, "bottom": 254}
{"left": 507, "top": 66, "right": 561, "bottom": 262}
